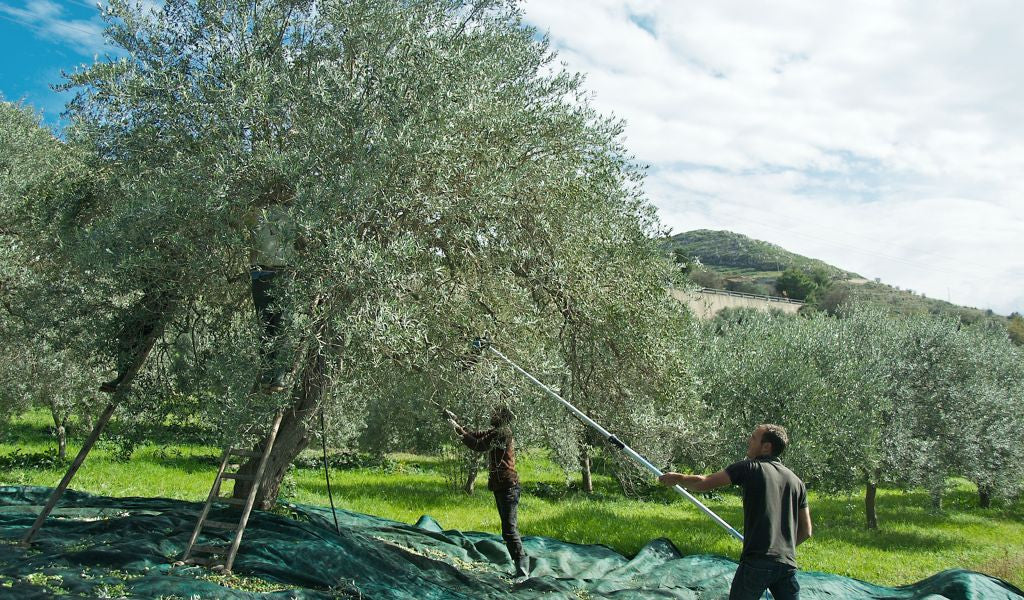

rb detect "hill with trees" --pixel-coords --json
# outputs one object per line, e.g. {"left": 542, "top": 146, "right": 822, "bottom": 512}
{"left": 665, "top": 229, "right": 1019, "bottom": 337}
{"left": 664, "top": 229, "right": 860, "bottom": 280}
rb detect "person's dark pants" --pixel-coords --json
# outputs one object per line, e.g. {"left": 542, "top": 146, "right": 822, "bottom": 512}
{"left": 251, "top": 267, "right": 285, "bottom": 377}
{"left": 493, "top": 484, "right": 524, "bottom": 561}
{"left": 729, "top": 558, "right": 799, "bottom": 600}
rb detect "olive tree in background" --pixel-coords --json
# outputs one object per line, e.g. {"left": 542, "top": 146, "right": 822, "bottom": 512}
{"left": 0, "top": 102, "right": 110, "bottom": 456}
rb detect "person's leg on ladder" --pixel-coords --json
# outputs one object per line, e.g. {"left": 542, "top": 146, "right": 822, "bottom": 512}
{"left": 250, "top": 267, "right": 286, "bottom": 391}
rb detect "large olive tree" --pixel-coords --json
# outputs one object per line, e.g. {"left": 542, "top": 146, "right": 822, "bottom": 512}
{"left": 8, "top": 0, "right": 689, "bottom": 507}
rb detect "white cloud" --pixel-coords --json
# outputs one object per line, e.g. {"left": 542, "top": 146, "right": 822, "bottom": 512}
{"left": 522, "top": 0, "right": 1024, "bottom": 314}
{"left": 0, "top": 0, "right": 107, "bottom": 55}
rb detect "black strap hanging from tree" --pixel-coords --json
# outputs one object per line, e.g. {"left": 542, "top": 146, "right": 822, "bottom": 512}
{"left": 319, "top": 407, "right": 341, "bottom": 534}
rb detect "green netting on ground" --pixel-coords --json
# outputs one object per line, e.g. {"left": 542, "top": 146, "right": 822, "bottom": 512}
{"left": 0, "top": 486, "right": 1021, "bottom": 599}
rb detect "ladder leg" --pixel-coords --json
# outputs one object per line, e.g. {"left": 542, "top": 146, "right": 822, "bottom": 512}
{"left": 181, "top": 447, "right": 233, "bottom": 563}
{"left": 223, "top": 410, "right": 285, "bottom": 573}
{"left": 22, "top": 402, "right": 117, "bottom": 545}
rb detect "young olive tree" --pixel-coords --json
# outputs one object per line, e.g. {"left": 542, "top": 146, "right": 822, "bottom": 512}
{"left": 880, "top": 313, "right": 973, "bottom": 511}
{"left": 688, "top": 305, "right": 901, "bottom": 528}
{"left": 687, "top": 310, "right": 833, "bottom": 482}
{"left": 949, "top": 322, "right": 1024, "bottom": 507}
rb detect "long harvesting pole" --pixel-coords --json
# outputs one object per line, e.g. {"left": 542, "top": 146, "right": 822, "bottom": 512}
{"left": 485, "top": 344, "right": 744, "bottom": 542}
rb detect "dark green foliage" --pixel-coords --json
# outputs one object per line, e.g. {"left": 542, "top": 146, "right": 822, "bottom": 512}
{"left": 775, "top": 267, "right": 818, "bottom": 301}
{"left": 688, "top": 269, "right": 725, "bottom": 289}
{"left": 724, "top": 279, "right": 773, "bottom": 296}
{"left": 1008, "top": 314, "right": 1024, "bottom": 346}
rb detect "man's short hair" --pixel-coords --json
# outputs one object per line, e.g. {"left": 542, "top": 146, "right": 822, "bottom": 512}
{"left": 493, "top": 404, "right": 516, "bottom": 425}
{"left": 758, "top": 424, "right": 789, "bottom": 457}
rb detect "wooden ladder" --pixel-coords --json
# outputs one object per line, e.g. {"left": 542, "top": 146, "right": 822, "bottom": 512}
{"left": 180, "top": 410, "right": 284, "bottom": 574}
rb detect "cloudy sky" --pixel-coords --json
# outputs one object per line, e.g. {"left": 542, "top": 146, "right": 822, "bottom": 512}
{"left": 2, "top": 1, "right": 1021, "bottom": 314}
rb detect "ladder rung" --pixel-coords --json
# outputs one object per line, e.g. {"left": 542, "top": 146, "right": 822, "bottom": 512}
{"left": 230, "top": 448, "right": 262, "bottom": 458}
{"left": 217, "top": 497, "right": 247, "bottom": 507}
{"left": 203, "top": 519, "right": 238, "bottom": 531}
{"left": 221, "top": 473, "right": 255, "bottom": 481}
{"left": 187, "top": 556, "right": 223, "bottom": 568}
{"left": 192, "top": 544, "right": 228, "bottom": 555}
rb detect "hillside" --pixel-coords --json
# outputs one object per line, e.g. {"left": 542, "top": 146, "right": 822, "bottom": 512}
{"left": 665, "top": 229, "right": 1013, "bottom": 331}
{"left": 664, "top": 229, "right": 860, "bottom": 280}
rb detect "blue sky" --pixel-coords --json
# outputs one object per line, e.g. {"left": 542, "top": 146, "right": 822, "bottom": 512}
{"left": 0, "top": 0, "right": 108, "bottom": 122}
{"left": 2, "top": 0, "right": 1022, "bottom": 315}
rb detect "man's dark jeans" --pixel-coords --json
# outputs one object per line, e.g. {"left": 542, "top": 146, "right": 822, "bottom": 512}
{"left": 251, "top": 267, "right": 285, "bottom": 374}
{"left": 729, "top": 558, "right": 799, "bottom": 600}
{"left": 493, "top": 484, "right": 524, "bottom": 561}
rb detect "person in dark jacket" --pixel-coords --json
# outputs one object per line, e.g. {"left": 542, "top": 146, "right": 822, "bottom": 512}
{"left": 448, "top": 405, "right": 529, "bottom": 578}
{"left": 658, "top": 424, "right": 812, "bottom": 600}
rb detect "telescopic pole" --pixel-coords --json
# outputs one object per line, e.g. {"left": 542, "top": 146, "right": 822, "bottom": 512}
{"left": 485, "top": 344, "right": 744, "bottom": 542}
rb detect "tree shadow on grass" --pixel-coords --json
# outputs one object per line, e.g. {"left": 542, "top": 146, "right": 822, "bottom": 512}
{"left": 0, "top": 420, "right": 55, "bottom": 446}
{"left": 812, "top": 487, "right": 1024, "bottom": 531}
{"left": 137, "top": 452, "right": 221, "bottom": 475}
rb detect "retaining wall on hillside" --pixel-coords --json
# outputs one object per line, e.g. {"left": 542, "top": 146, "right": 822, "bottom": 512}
{"left": 671, "top": 287, "right": 804, "bottom": 319}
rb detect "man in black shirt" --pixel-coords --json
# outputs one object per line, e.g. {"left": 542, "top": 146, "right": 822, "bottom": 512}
{"left": 658, "top": 424, "right": 812, "bottom": 600}
{"left": 448, "top": 405, "right": 529, "bottom": 579}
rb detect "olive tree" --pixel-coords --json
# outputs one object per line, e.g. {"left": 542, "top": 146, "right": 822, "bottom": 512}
{"left": 10, "top": 0, "right": 688, "bottom": 508}
{"left": 944, "top": 322, "right": 1024, "bottom": 507}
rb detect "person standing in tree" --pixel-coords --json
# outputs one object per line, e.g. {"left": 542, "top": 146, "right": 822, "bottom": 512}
{"left": 659, "top": 424, "right": 812, "bottom": 600}
{"left": 246, "top": 183, "right": 298, "bottom": 393}
{"left": 448, "top": 405, "right": 529, "bottom": 578}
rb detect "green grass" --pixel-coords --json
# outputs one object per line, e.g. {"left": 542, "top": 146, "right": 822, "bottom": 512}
{"left": 3, "top": 411, "right": 1023, "bottom": 589}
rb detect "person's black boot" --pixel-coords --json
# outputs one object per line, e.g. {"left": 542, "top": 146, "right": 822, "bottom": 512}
{"left": 99, "top": 374, "right": 125, "bottom": 394}
{"left": 267, "top": 369, "right": 289, "bottom": 393}
{"left": 513, "top": 555, "right": 530, "bottom": 580}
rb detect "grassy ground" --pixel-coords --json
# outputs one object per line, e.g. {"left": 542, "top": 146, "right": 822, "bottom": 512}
{"left": 2, "top": 411, "right": 1022, "bottom": 589}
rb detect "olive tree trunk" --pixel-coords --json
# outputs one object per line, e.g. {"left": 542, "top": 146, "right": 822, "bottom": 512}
{"left": 233, "top": 343, "right": 328, "bottom": 509}
{"left": 978, "top": 484, "right": 993, "bottom": 509}
{"left": 463, "top": 452, "right": 483, "bottom": 495}
{"left": 865, "top": 482, "right": 878, "bottom": 529}
{"left": 580, "top": 446, "right": 593, "bottom": 493}
{"left": 49, "top": 402, "right": 69, "bottom": 461}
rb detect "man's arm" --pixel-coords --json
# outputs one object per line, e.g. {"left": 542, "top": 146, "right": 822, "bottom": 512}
{"left": 658, "top": 470, "right": 732, "bottom": 492}
{"left": 796, "top": 506, "right": 812, "bottom": 545}
{"left": 449, "top": 419, "right": 493, "bottom": 452}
